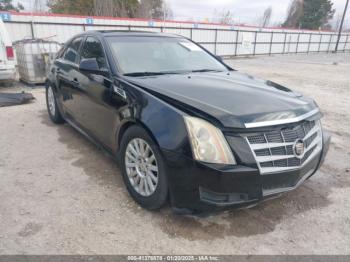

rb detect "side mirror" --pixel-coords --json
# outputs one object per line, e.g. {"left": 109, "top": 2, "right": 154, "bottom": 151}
{"left": 79, "top": 58, "right": 108, "bottom": 76}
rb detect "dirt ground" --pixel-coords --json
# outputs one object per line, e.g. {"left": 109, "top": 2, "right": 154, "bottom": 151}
{"left": 0, "top": 53, "right": 349, "bottom": 255}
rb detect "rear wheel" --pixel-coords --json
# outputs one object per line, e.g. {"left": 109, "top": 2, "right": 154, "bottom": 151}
{"left": 119, "top": 125, "right": 168, "bottom": 210}
{"left": 46, "top": 84, "right": 64, "bottom": 124}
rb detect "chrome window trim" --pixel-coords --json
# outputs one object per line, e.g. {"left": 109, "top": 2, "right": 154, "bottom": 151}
{"left": 244, "top": 108, "right": 320, "bottom": 128}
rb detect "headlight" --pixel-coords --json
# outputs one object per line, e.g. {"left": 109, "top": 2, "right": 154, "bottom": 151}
{"left": 184, "top": 116, "right": 236, "bottom": 165}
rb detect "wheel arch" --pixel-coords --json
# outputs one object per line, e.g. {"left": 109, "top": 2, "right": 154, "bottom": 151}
{"left": 45, "top": 78, "right": 58, "bottom": 92}
{"left": 116, "top": 119, "right": 161, "bottom": 154}
{"left": 45, "top": 78, "right": 66, "bottom": 121}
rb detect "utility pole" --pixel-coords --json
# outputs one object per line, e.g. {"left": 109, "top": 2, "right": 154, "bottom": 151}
{"left": 163, "top": 0, "right": 166, "bottom": 26}
{"left": 335, "top": 0, "right": 349, "bottom": 52}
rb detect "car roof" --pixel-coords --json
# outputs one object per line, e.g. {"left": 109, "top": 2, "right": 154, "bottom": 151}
{"left": 80, "top": 30, "right": 182, "bottom": 38}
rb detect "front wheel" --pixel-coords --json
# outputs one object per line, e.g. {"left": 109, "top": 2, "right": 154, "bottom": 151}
{"left": 119, "top": 125, "right": 168, "bottom": 210}
{"left": 46, "top": 84, "right": 64, "bottom": 124}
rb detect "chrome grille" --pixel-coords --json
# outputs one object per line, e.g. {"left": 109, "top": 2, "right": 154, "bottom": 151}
{"left": 247, "top": 135, "right": 266, "bottom": 144}
{"left": 245, "top": 120, "right": 322, "bottom": 174}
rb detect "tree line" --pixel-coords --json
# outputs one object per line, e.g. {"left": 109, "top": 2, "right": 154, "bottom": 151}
{"left": 0, "top": 0, "right": 338, "bottom": 30}
{"left": 0, "top": 0, "right": 172, "bottom": 20}
{"left": 283, "top": 0, "right": 335, "bottom": 29}
{"left": 215, "top": 0, "right": 335, "bottom": 30}
{"left": 47, "top": 0, "right": 173, "bottom": 20}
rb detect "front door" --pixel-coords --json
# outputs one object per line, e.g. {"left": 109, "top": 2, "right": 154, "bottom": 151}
{"left": 74, "top": 36, "right": 118, "bottom": 149}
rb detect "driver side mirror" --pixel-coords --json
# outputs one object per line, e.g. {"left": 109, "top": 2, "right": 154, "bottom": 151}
{"left": 79, "top": 58, "right": 108, "bottom": 76}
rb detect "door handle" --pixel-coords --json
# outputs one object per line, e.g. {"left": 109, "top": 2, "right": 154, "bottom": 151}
{"left": 71, "top": 78, "right": 80, "bottom": 88}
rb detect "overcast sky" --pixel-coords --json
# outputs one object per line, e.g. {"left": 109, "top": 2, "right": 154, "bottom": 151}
{"left": 167, "top": 0, "right": 349, "bottom": 27}
{"left": 15, "top": 0, "right": 350, "bottom": 27}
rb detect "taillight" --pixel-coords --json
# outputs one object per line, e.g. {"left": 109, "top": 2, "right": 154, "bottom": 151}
{"left": 6, "top": 46, "right": 14, "bottom": 60}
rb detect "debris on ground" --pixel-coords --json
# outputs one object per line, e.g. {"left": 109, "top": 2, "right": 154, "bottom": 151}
{"left": 0, "top": 92, "right": 35, "bottom": 107}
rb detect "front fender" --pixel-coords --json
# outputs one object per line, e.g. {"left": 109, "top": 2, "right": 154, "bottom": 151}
{"left": 118, "top": 80, "right": 192, "bottom": 158}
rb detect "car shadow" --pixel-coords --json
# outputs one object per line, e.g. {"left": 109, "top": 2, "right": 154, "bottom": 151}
{"left": 40, "top": 110, "right": 349, "bottom": 240}
{"left": 40, "top": 110, "right": 123, "bottom": 188}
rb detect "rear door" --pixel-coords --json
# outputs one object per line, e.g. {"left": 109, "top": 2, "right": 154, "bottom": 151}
{"left": 74, "top": 36, "right": 117, "bottom": 148}
{"left": 55, "top": 36, "right": 84, "bottom": 121}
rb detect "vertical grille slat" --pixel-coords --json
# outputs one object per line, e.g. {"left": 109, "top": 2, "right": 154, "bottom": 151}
{"left": 245, "top": 120, "right": 322, "bottom": 174}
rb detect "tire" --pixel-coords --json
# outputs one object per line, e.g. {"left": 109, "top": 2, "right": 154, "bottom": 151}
{"left": 119, "top": 125, "right": 168, "bottom": 210}
{"left": 46, "top": 84, "right": 65, "bottom": 124}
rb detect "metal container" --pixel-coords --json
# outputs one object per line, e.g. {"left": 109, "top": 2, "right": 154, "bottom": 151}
{"left": 14, "top": 39, "right": 62, "bottom": 84}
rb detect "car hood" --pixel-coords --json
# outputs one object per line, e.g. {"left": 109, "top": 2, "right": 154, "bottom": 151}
{"left": 125, "top": 71, "right": 319, "bottom": 129}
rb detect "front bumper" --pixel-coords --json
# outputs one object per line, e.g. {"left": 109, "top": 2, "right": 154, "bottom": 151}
{"left": 163, "top": 130, "right": 331, "bottom": 213}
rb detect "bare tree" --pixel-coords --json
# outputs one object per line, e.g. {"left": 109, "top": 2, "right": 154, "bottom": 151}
{"left": 93, "top": 0, "right": 139, "bottom": 18}
{"left": 260, "top": 6, "right": 272, "bottom": 27}
{"left": 213, "top": 9, "right": 234, "bottom": 25}
{"left": 137, "top": 0, "right": 153, "bottom": 19}
{"left": 162, "top": 1, "right": 173, "bottom": 20}
{"left": 137, "top": 0, "right": 173, "bottom": 19}
{"left": 33, "top": 0, "right": 47, "bottom": 12}
{"left": 334, "top": 14, "right": 343, "bottom": 30}
{"left": 94, "top": 0, "right": 111, "bottom": 17}
{"left": 283, "top": 0, "right": 303, "bottom": 28}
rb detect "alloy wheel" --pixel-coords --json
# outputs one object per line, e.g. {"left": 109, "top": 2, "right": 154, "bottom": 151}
{"left": 47, "top": 86, "right": 56, "bottom": 116}
{"left": 125, "top": 138, "right": 159, "bottom": 197}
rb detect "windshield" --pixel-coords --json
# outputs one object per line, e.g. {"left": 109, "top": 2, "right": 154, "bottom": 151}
{"left": 106, "top": 36, "right": 228, "bottom": 75}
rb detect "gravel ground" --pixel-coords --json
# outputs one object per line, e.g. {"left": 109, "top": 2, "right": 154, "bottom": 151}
{"left": 0, "top": 53, "right": 349, "bottom": 255}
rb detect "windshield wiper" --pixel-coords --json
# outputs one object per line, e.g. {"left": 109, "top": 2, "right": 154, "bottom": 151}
{"left": 191, "top": 69, "right": 224, "bottom": 73}
{"left": 123, "top": 71, "right": 183, "bottom": 77}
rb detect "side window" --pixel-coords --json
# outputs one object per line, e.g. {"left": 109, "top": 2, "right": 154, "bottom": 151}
{"left": 80, "top": 37, "right": 108, "bottom": 70}
{"left": 62, "top": 37, "right": 83, "bottom": 63}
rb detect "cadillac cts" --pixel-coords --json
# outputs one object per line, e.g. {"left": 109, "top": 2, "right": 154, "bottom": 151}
{"left": 46, "top": 31, "right": 330, "bottom": 213}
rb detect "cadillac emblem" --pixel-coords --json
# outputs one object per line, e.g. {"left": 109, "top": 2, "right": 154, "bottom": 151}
{"left": 293, "top": 139, "right": 305, "bottom": 159}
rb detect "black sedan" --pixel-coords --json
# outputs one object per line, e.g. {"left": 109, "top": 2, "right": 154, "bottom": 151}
{"left": 46, "top": 30, "right": 330, "bottom": 214}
